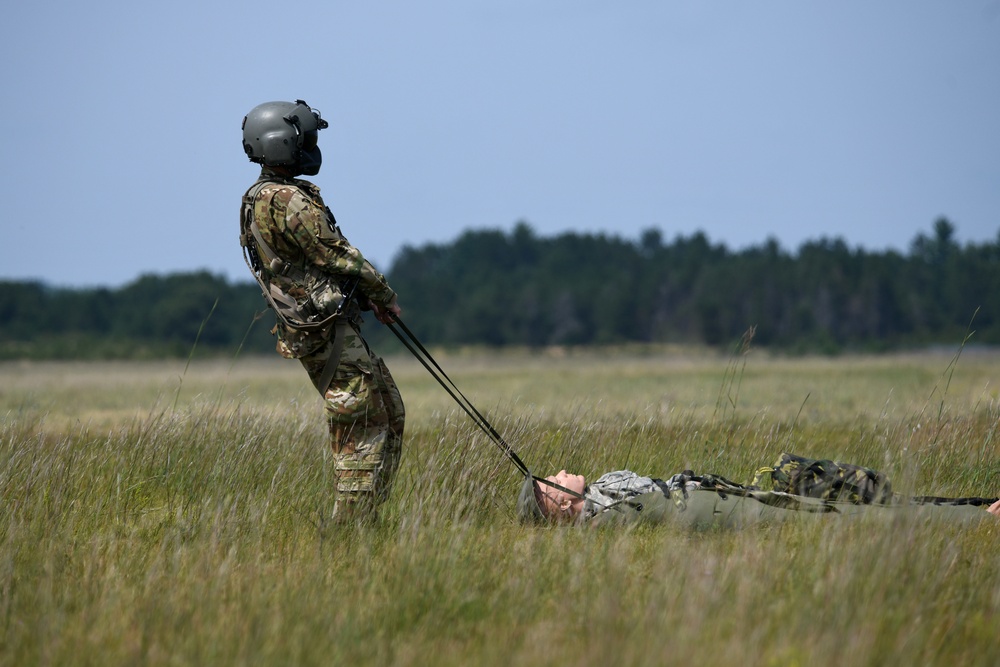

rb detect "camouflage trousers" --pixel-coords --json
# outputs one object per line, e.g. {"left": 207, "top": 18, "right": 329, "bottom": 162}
{"left": 298, "top": 322, "right": 405, "bottom": 521}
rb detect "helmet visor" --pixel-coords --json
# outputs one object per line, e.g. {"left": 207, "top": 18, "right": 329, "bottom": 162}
{"left": 285, "top": 102, "right": 329, "bottom": 137}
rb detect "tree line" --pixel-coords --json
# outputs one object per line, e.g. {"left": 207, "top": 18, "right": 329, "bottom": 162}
{"left": 389, "top": 217, "right": 997, "bottom": 352}
{"left": 0, "top": 272, "right": 274, "bottom": 360}
{"left": 1, "top": 218, "right": 996, "bottom": 360}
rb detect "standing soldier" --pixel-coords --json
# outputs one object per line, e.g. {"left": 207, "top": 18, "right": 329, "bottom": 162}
{"left": 239, "top": 99, "right": 404, "bottom": 523}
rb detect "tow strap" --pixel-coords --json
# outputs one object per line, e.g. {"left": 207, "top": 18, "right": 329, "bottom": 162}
{"left": 385, "top": 317, "right": 585, "bottom": 501}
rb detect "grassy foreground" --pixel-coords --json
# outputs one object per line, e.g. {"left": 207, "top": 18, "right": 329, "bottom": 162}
{"left": 1, "top": 346, "right": 999, "bottom": 666}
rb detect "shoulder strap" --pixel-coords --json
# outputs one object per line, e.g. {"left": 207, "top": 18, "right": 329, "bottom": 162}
{"left": 240, "top": 179, "right": 306, "bottom": 279}
{"left": 239, "top": 178, "right": 273, "bottom": 247}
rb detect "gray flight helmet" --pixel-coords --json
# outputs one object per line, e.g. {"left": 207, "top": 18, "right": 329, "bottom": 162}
{"left": 242, "top": 99, "right": 329, "bottom": 175}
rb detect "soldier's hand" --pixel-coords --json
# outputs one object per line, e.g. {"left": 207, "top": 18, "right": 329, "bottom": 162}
{"left": 370, "top": 299, "right": 401, "bottom": 324}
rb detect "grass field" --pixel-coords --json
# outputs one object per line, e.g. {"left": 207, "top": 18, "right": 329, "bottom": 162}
{"left": 2, "top": 345, "right": 999, "bottom": 666}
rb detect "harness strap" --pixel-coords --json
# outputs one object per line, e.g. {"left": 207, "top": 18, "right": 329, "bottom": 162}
{"left": 314, "top": 320, "right": 349, "bottom": 396}
{"left": 241, "top": 180, "right": 309, "bottom": 283}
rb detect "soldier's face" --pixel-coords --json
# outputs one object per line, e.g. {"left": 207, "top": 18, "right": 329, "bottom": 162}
{"left": 537, "top": 470, "right": 586, "bottom": 519}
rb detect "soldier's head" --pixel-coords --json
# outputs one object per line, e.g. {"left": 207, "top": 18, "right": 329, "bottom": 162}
{"left": 242, "top": 99, "right": 328, "bottom": 176}
{"left": 517, "top": 470, "right": 587, "bottom": 523}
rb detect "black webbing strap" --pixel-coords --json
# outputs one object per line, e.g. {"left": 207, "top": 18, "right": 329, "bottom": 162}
{"left": 387, "top": 318, "right": 530, "bottom": 474}
{"left": 313, "top": 320, "right": 348, "bottom": 396}
{"left": 385, "top": 317, "right": 584, "bottom": 500}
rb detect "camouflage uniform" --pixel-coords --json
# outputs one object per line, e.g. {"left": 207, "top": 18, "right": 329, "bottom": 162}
{"left": 584, "top": 471, "right": 993, "bottom": 528}
{"left": 243, "top": 170, "right": 404, "bottom": 520}
{"left": 574, "top": 455, "right": 998, "bottom": 528}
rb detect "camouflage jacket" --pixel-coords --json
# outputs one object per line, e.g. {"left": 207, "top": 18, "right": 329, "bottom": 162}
{"left": 583, "top": 457, "right": 997, "bottom": 528}
{"left": 582, "top": 469, "right": 767, "bottom": 527}
{"left": 241, "top": 171, "right": 396, "bottom": 357}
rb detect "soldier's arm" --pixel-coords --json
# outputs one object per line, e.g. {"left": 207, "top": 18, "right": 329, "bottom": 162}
{"left": 280, "top": 189, "right": 397, "bottom": 306}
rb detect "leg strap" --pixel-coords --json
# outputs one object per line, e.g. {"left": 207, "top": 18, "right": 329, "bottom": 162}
{"left": 314, "top": 320, "right": 348, "bottom": 396}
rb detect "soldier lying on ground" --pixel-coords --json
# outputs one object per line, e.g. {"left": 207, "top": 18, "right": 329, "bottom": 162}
{"left": 517, "top": 453, "right": 1000, "bottom": 527}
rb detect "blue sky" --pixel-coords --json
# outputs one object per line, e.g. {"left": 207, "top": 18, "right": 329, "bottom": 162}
{"left": 2, "top": 1, "right": 998, "bottom": 287}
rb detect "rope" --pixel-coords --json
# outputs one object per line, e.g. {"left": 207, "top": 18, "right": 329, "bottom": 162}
{"left": 385, "top": 317, "right": 584, "bottom": 499}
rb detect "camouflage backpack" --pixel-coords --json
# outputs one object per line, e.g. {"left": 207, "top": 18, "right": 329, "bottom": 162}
{"left": 752, "top": 452, "right": 895, "bottom": 505}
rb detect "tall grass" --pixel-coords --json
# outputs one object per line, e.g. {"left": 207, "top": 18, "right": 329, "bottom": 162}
{"left": 1, "top": 348, "right": 999, "bottom": 666}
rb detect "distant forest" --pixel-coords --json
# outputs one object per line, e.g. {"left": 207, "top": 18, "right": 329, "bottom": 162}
{"left": 1, "top": 217, "right": 997, "bottom": 360}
